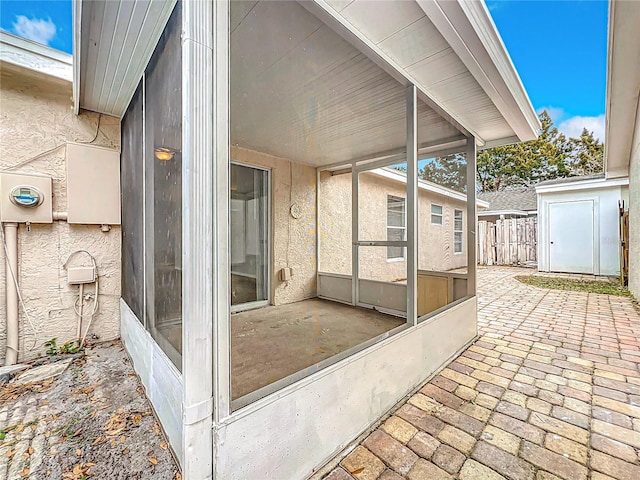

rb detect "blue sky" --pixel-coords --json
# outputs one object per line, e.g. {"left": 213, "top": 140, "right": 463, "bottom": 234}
{"left": 1, "top": 1, "right": 72, "bottom": 53}
{"left": 488, "top": 0, "right": 608, "bottom": 140}
{"left": 1, "top": 0, "right": 609, "bottom": 140}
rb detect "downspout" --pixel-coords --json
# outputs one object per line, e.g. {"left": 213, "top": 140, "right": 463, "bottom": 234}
{"left": 4, "top": 222, "right": 19, "bottom": 365}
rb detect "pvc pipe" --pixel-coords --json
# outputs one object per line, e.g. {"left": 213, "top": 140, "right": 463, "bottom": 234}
{"left": 77, "top": 283, "right": 84, "bottom": 339}
{"left": 4, "top": 222, "right": 19, "bottom": 365}
{"left": 53, "top": 211, "right": 68, "bottom": 221}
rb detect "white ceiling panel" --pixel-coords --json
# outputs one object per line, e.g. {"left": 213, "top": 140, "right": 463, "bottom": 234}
{"left": 340, "top": 0, "right": 425, "bottom": 45}
{"left": 231, "top": 1, "right": 461, "bottom": 167}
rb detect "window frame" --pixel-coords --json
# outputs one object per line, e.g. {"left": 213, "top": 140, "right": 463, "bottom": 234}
{"left": 454, "top": 208, "right": 463, "bottom": 254}
{"left": 431, "top": 203, "right": 443, "bottom": 225}
{"left": 386, "top": 194, "right": 406, "bottom": 262}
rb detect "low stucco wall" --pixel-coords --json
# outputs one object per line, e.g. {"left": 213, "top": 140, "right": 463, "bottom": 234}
{"left": 629, "top": 95, "right": 640, "bottom": 298}
{"left": 0, "top": 70, "right": 121, "bottom": 363}
{"left": 232, "top": 146, "right": 317, "bottom": 305}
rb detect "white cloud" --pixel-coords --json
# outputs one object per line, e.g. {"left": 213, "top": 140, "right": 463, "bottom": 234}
{"left": 557, "top": 114, "right": 605, "bottom": 142}
{"left": 536, "top": 106, "right": 566, "bottom": 124}
{"left": 12, "top": 15, "right": 56, "bottom": 46}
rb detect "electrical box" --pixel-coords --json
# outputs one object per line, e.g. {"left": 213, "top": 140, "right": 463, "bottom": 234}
{"left": 0, "top": 172, "right": 53, "bottom": 223}
{"left": 66, "top": 142, "right": 121, "bottom": 225}
{"left": 67, "top": 266, "right": 97, "bottom": 285}
{"left": 280, "top": 267, "right": 293, "bottom": 281}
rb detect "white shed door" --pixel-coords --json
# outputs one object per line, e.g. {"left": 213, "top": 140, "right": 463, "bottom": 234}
{"left": 549, "top": 200, "right": 594, "bottom": 274}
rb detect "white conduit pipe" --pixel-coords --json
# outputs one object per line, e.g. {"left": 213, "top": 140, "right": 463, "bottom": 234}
{"left": 4, "top": 222, "right": 19, "bottom": 365}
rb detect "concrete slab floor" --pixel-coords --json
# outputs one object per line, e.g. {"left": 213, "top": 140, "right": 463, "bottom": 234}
{"left": 231, "top": 298, "right": 406, "bottom": 399}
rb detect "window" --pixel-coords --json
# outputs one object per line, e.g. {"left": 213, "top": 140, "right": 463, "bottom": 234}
{"left": 431, "top": 204, "right": 443, "bottom": 225}
{"left": 387, "top": 195, "right": 406, "bottom": 260}
{"left": 454, "top": 209, "right": 463, "bottom": 254}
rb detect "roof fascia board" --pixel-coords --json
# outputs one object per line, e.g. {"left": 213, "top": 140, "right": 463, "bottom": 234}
{"left": 371, "top": 167, "right": 490, "bottom": 207}
{"left": 604, "top": 0, "right": 640, "bottom": 177}
{"left": 302, "top": 0, "right": 476, "bottom": 141}
{"left": 0, "top": 31, "right": 72, "bottom": 82}
{"left": 416, "top": 0, "right": 540, "bottom": 142}
{"left": 478, "top": 209, "right": 530, "bottom": 216}
{"left": 536, "top": 177, "right": 629, "bottom": 194}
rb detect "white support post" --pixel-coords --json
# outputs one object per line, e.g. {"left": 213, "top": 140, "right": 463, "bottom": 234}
{"left": 351, "top": 162, "right": 359, "bottom": 306}
{"left": 181, "top": 1, "right": 215, "bottom": 478}
{"left": 406, "top": 85, "right": 418, "bottom": 325}
{"left": 212, "top": 0, "right": 231, "bottom": 423}
{"left": 466, "top": 136, "right": 477, "bottom": 297}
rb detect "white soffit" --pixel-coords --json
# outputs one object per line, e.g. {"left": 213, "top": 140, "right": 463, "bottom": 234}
{"left": 231, "top": 0, "right": 463, "bottom": 167}
{"left": 604, "top": 0, "right": 640, "bottom": 179}
{"left": 0, "top": 31, "right": 72, "bottom": 84}
{"left": 75, "top": 0, "right": 177, "bottom": 116}
{"left": 323, "top": 0, "right": 540, "bottom": 145}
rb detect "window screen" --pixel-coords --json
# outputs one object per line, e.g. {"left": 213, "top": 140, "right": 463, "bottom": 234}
{"left": 431, "top": 204, "right": 443, "bottom": 225}
{"left": 454, "top": 209, "right": 463, "bottom": 253}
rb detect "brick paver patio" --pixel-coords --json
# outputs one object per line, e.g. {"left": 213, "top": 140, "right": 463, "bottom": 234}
{"left": 322, "top": 266, "right": 640, "bottom": 480}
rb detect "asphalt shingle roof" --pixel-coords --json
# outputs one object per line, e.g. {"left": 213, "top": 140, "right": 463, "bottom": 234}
{"left": 477, "top": 188, "right": 537, "bottom": 212}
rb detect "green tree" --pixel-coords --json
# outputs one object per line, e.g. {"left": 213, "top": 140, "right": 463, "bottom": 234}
{"left": 568, "top": 128, "right": 604, "bottom": 176}
{"left": 419, "top": 154, "right": 467, "bottom": 193}
{"left": 477, "top": 110, "right": 572, "bottom": 192}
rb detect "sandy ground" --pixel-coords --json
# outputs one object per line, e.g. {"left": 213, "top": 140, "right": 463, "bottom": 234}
{"left": 0, "top": 341, "right": 180, "bottom": 480}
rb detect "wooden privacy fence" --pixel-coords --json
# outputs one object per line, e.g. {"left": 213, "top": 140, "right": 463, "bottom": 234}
{"left": 620, "top": 200, "right": 629, "bottom": 285}
{"left": 478, "top": 217, "right": 538, "bottom": 266}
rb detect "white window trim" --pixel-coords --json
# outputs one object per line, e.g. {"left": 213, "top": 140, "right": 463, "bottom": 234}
{"left": 454, "top": 208, "right": 463, "bottom": 254}
{"left": 431, "top": 203, "right": 443, "bottom": 226}
{"left": 386, "top": 195, "right": 406, "bottom": 262}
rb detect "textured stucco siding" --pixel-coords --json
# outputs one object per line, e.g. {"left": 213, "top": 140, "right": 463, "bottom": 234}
{"left": 320, "top": 171, "right": 468, "bottom": 282}
{"left": 0, "top": 71, "right": 121, "bottom": 363}
{"left": 629, "top": 95, "right": 640, "bottom": 298}
{"left": 232, "top": 146, "right": 317, "bottom": 305}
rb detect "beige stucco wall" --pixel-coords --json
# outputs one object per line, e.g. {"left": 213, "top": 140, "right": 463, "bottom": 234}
{"left": 320, "top": 171, "right": 468, "bottom": 282}
{"left": 629, "top": 95, "right": 640, "bottom": 298}
{"left": 232, "top": 146, "right": 317, "bottom": 305}
{"left": 0, "top": 70, "right": 121, "bottom": 363}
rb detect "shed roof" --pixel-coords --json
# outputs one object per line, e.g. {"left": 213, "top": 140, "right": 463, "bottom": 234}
{"left": 477, "top": 188, "right": 537, "bottom": 212}
{"left": 536, "top": 174, "right": 605, "bottom": 187}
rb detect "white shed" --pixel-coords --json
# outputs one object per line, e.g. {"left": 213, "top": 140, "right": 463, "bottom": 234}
{"left": 537, "top": 174, "right": 629, "bottom": 276}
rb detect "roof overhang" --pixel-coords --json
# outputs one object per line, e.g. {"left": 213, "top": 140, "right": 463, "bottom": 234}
{"left": 0, "top": 31, "right": 72, "bottom": 85}
{"left": 74, "top": 0, "right": 538, "bottom": 162}
{"left": 536, "top": 176, "right": 629, "bottom": 195}
{"left": 371, "top": 167, "right": 491, "bottom": 208}
{"left": 604, "top": 0, "right": 640, "bottom": 179}
{"left": 477, "top": 209, "right": 535, "bottom": 217}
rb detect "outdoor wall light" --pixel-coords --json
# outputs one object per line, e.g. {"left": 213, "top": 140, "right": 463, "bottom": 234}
{"left": 154, "top": 147, "right": 175, "bottom": 162}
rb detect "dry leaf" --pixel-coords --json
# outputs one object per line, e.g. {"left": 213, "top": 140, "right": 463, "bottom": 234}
{"left": 92, "top": 437, "right": 104, "bottom": 445}
{"left": 75, "top": 448, "right": 82, "bottom": 456}
{"left": 6, "top": 449, "right": 16, "bottom": 458}
{"left": 154, "top": 422, "right": 161, "bottom": 435}
{"left": 122, "top": 448, "right": 130, "bottom": 455}
{"left": 160, "top": 441, "right": 168, "bottom": 450}
{"left": 120, "top": 436, "right": 126, "bottom": 444}
{"left": 19, "top": 468, "right": 29, "bottom": 477}
{"left": 28, "top": 447, "right": 34, "bottom": 455}
{"left": 176, "top": 473, "right": 182, "bottom": 480}
{"left": 148, "top": 457, "right": 158, "bottom": 466}
{"left": 350, "top": 467, "right": 365, "bottom": 475}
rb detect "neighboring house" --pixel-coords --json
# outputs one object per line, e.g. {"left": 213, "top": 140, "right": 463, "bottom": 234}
{"left": 320, "top": 167, "right": 490, "bottom": 282}
{"left": 605, "top": 0, "right": 640, "bottom": 294}
{"left": 536, "top": 173, "right": 629, "bottom": 276}
{"left": 2, "top": 1, "right": 539, "bottom": 478}
{"left": 477, "top": 187, "right": 537, "bottom": 222}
